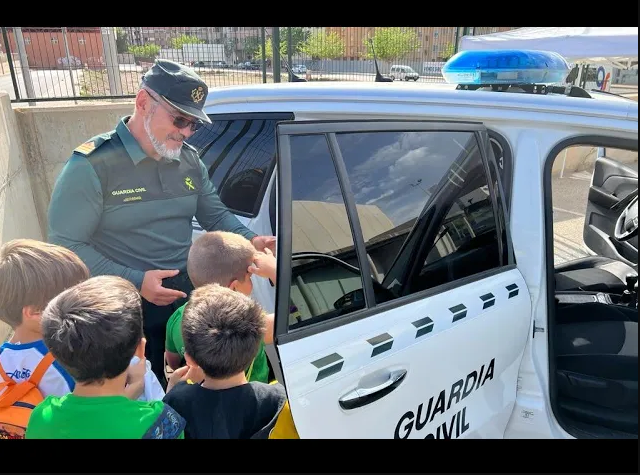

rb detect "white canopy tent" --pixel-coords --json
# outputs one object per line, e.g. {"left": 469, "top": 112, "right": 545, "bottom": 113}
{"left": 459, "top": 27, "right": 638, "bottom": 69}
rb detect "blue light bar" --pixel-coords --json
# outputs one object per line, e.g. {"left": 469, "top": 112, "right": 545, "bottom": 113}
{"left": 442, "top": 50, "right": 570, "bottom": 86}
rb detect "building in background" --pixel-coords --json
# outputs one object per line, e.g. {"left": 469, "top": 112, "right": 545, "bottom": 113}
{"left": 2, "top": 27, "right": 104, "bottom": 69}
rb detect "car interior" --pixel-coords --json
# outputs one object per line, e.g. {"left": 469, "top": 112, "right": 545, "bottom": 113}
{"left": 550, "top": 148, "right": 638, "bottom": 438}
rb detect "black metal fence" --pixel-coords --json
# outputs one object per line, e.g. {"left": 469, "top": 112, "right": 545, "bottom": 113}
{"left": 1, "top": 27, "right": 519, "bottom": 103}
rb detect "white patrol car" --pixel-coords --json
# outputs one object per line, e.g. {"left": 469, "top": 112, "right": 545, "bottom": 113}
{"left": 186, "top": 49, "right": 638, "bottom": 439}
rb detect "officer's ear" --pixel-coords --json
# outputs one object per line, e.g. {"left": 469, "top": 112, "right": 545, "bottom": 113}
{"left": 136, "top": 89, "right": 150, "bottom": 112}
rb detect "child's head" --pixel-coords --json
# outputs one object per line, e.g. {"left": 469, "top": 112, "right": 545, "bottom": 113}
{"left": 187, "top": 231, "right": 256, "bottom": 295}
{"left": 0, "top": 239, "right": 89, "bottom": 331}
{"left": 182, "top": 283, "right": 265, "bottom": 380}
{"left": 40, "top": 275, "right": 145, "bottom": 385}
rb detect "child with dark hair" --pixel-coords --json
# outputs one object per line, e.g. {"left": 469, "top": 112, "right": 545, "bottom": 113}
{"left": 163, "top": 284, "right": 297, "bottom": 439}
{"left": 26, "top": 275, "right": 185, "bottom": 439}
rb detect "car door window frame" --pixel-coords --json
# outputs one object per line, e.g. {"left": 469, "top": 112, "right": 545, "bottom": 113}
{"left": 479, "top": 129, "right": 515, "bottom": 266}
{"left": 275, "top": 119, "right": 516, "bottom": 344}
{"left": 487, "top": 129, "right": 513, "bottom": 212}
{"left": 192, "top": 112, "right": 294, "bottom": 218}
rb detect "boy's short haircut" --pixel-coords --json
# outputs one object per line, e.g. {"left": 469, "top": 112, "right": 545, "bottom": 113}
{"left": 182, "top": 283, "right": 265, "bottom": 379}
{"left": 0, "top": 239, "right": 90, "bottom": 328}
{"left": 187, "top": 231, "right": 256, "bottom": 288}
{"left": 41, "top": 275, "right": 143, "bottom": 384}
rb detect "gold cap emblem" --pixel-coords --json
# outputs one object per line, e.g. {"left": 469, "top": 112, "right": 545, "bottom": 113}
{"left": 191, "top": 86, "right": 205, "bottom": 103}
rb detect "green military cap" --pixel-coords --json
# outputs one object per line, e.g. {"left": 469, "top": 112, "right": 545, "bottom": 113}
{"left": 142, "top": 59, "right": 212, "bottom": 124}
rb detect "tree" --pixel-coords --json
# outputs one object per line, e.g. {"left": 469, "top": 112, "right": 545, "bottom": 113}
{"left": 128, "top": 44, "right": 160, "bottom": 59}
{"left": 170, "top": 34, "right": 204, "bottom": 50}
{"left": 362, "top": 27, "right": 420, "bottom": 62}
{"left": 440, "top": 42, "right": 456, "bottom": 61}
{"left": 115, "top": 28, "right": 129, "bottom": 54}
{"left": 299, "top": 31, "right": 345, "bottom": 60}
{"left": 285, "top": 27, "right": 311, "bottom": 55}
{"left": 244, "top": 36, "right": 260, "bottom": 60}
{"left": 223, "top": 37, "right": 237, "bottom": 63}
{"left": 253, "top": 28, "right": 310, "bottom": 61}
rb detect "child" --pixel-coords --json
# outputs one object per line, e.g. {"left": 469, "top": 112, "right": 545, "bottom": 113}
{"left": 164, "top": 231, "right": 276, "bottom": 383}
{"left": 25, "top": 275, "right": 186, "bottom": 439}
{"left": 0, "top": 239, "right": 164, "bottom": 403}
{"left": 163, "top": 283, "right": 297, "bottom": 439}
{"left": 0, "top": 239, "right": 89, "bottom": 400}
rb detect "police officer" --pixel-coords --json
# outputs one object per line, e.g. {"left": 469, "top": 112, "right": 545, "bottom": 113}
{"left": 47, "top": 59, "right": 275, "bottom": 385}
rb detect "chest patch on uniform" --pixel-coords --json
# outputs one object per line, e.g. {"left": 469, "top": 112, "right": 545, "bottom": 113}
{"left": 184, "top": 176, "right": 196, "bottom": 191}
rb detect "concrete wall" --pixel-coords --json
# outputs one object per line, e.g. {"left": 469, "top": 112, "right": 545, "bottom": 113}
{"left": 551, "top": 145, "right": 638, "bottom": 177}
{"left": 12, "top": 99, "right": 135, "bottom": 238}
{"left": 0, "top": 91, "right": 45, "bottom": 342}
{"left": 0, "top": 92, "right": 43, "bottom": 244}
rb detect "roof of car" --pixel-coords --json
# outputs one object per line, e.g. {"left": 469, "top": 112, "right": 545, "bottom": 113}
{"left": 203, "top": 81, "right": 638, "bottom": 124}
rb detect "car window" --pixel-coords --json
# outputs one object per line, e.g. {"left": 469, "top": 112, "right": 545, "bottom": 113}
{"left": 186, "top": 114, "right": 292, "bottom": 216}
{"left": 287, "top": 134, "right": 366, "bottom": 328}
{"left": 334, "top": 130, "right": 502, "bottom": 302}
{"left": 283, "top": 126, "right": 505, "bottom": 331}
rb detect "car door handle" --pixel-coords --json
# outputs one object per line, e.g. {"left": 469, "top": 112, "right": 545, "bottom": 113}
{"left": 338, "top": 369, "right": 407, "bottom": 410}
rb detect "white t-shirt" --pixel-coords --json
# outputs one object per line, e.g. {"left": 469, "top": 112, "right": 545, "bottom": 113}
{"left": 0, "top": 340, "right": 74, "bottom": 398}
{"left": 129, "top": 355, "right": 165, "bottom": 402}
{"left": 0, "top": 341, "right": 165, "bottom": 402}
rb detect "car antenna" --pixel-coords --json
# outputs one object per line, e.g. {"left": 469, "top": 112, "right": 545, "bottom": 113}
{"left": 273, "top": 33, "right": 306, "bottom": 82}
{"left": 283, "top": 55, "right": 307, "bottom": 82}
{"left": 368, "top": 38, "right": 392, "bottom": 82}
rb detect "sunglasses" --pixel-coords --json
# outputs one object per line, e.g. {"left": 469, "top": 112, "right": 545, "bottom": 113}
{"left": 146, "top": 92, "right": 204, "bottom": 132}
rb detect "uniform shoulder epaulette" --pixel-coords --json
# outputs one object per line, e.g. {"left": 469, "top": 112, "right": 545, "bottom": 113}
{"left": 72, "top": 133, "right": 113, "bottom": 156}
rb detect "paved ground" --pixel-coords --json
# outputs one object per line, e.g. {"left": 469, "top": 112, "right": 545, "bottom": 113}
{"left": 0, "top": 69, "right": 84, "bottom": 100}
{"left": 552, "top": 161, "right": 638, "bottom": 265}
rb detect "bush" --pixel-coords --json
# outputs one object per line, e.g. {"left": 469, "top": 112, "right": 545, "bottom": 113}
{"left": 127, "top": 44, "right": 160, "bottom": 61}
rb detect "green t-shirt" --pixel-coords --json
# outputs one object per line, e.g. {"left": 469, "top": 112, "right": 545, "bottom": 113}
{"left": 165, "top": 303, "right": 270, "bottom": 383}
{"left": 25, "top": 394, "right": 185, "bottom": 439}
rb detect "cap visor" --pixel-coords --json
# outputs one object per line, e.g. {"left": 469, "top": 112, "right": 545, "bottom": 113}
{"left": 161, "top": 96, "right": 212, "bottom": 124}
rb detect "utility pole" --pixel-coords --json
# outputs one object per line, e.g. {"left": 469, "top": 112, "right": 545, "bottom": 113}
{"left": 272, "top": 27, "right": 281, "bottom": 83}
{"left": 14, "top": 28, "right": 36, "bottom": 104}
{"left": 61, "top": 27, "right": 78, "bottom": 103}
{"left": 101, "top": 27, "right": 122, "bottom": 96}
{"left": 261, "top": 27, "right": 267, "bottom": 83}
{"left": 287, "top": 27, "right": 293, "bottom": 82}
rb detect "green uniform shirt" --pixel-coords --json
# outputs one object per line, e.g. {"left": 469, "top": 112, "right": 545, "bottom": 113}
{"left": 25, "top": 394, "right": 185, "bottom": 439}
{"left": 47, "top": 117, "right": 257, "bottom": 289}
{"left": 166, "top": 303, "right": 270, "bottom": 383}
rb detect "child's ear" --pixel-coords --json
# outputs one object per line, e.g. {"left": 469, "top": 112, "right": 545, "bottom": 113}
{"left": 228, "top": 279, "right": 240, "bottom": 292}
{"left": 184, "top": 352, "right": 198, "bottom": 368}
{"left": 22, "top": 306, "right": 42, "bottom": 326}
{"left": 135, "top": 337, "right": 146, "bottom": 359}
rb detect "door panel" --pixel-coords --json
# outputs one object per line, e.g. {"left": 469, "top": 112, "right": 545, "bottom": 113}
{"left": 274, "top": 119, "right": 530, "bottom": 439}
{"left": 583, "top": 155, "right": 638, "bottom": 265}
{"left": 278, "top": 268, "right": 531, "bottom": 438}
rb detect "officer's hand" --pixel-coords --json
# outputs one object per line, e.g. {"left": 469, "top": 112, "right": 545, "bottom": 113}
{"left": 141, "top": 269, "right": 187, "bottom": 306}
{"left": 251, "top": 235, "right": 276, "bottom": 256}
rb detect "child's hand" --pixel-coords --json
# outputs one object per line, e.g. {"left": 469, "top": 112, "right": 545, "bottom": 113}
{"left": 166, "top": 365, "right": 205, "bottom": 393}
{"left": 248, "top": 248, "right": 277, "bottom": 283}
{"left": 124, "top": 357, "right": 147, "bottom": 400}
{"left": 127, "top": 356, "right": 147, "bottom": 386}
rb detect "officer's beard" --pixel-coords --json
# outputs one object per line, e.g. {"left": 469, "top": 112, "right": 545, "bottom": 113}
{"left": 144, "top": 107, "right": 183, "bottom": 160}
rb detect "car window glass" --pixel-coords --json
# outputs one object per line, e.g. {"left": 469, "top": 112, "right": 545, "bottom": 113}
{"left": 335, "top": 130, "right": 501, "bottom": 302}
{"left": 186, "top": 118, "right": 278, "bottom": 216}
{"left": 287, "top": 134, "right": 365, "bottom": 329}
